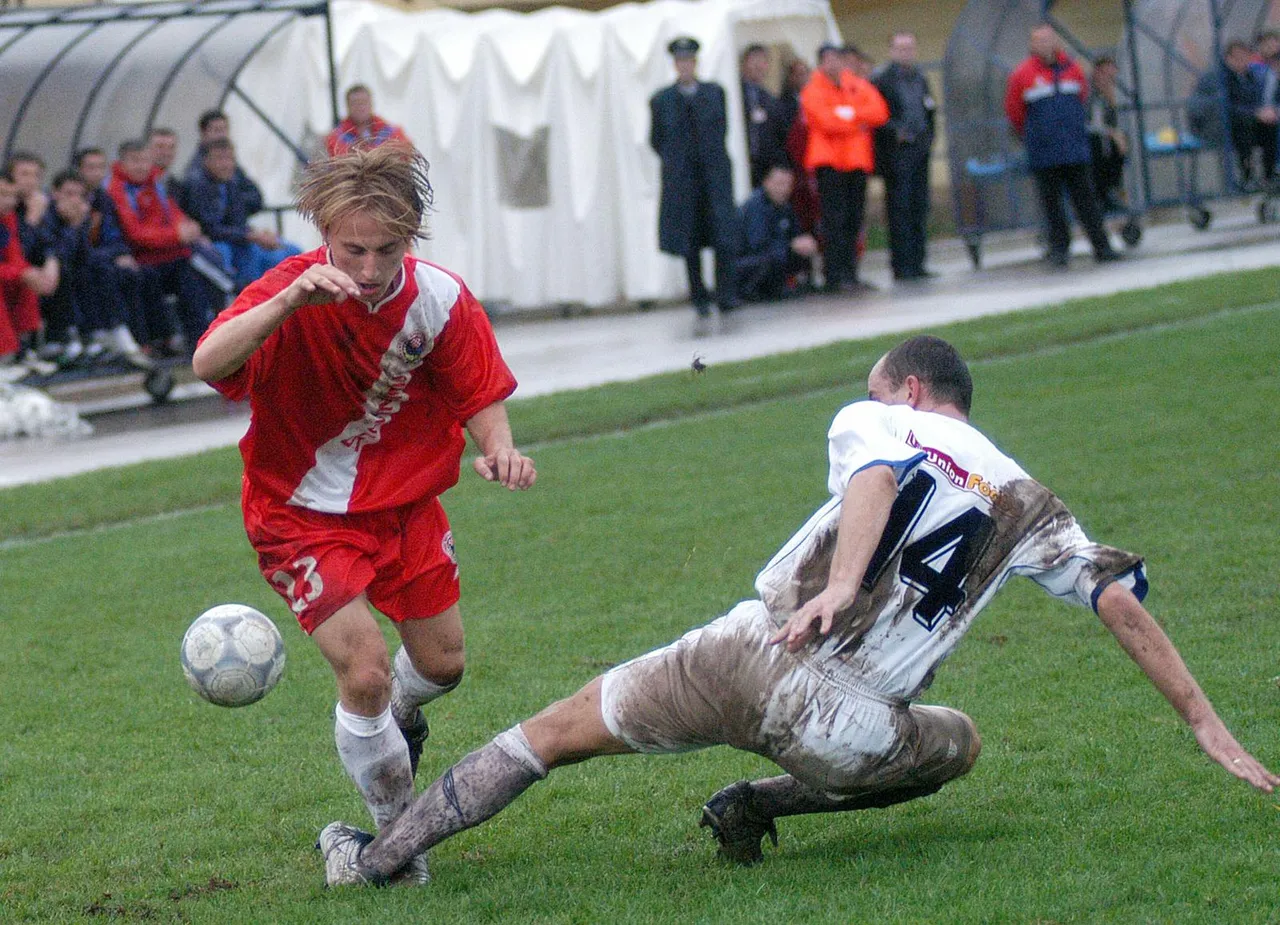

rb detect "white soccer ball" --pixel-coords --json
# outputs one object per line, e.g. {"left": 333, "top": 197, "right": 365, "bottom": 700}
{"left": 181, "top": 604, "right": 286, "bottom": 707}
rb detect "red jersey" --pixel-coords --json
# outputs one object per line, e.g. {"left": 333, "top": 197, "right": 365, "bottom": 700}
{"left": 200, "top": 248, "right": 517, "bottom": 514}
{"left": 325, "top": 116, "right": 412, "bottom": 157}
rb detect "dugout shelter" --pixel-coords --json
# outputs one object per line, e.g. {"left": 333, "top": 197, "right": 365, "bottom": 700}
{"left": 943, "top": 0, "right": 1280, "bottom": 266}
{"left": 2, "top": 0, "right": 837, "bottom": 312}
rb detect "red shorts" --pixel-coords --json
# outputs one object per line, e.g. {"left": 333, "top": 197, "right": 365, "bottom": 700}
{"left": 243, "top": 488, "right": 461, "bottom": 634}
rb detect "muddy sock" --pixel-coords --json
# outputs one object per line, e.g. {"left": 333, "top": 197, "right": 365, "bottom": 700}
{"left": 749, "top": 774, "right": 943, "bottom": 819}
{"left": 334, "top": 704, "right": 414, "bottom": 830}
{"left": 390, "top": 647, "right": 458, "bottom": 728}
{"left": 361, "top": 725, "right": 548, "bottom": 877}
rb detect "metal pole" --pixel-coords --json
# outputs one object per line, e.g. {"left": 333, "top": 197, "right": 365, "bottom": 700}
{"left": 324, "top": 0, "right": 340, "bottom": 129}
{"left": 1123, "top": 0, "right": 1153, "bottom": 211}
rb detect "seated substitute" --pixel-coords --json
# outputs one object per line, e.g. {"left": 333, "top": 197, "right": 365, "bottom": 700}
{"left": 42, "top": 171, "right": 150, "bottom": 368}
{"left": 108, "top": 139, "right": 226, "bottom": 353}
{"left": 0, "top": 177, "right": 57, "bottom": 382}
{"left": 318, "top": 334, "right": 1277, "bottom": 884}
{"left": 735, "top": 163, "right": 818, "bottom": 302}
{"left": 187, "top": 138, "right": 301, "bottom": 290}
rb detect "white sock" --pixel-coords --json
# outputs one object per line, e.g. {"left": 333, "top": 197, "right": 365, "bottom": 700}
{"left": 334, "top": 703, "right": 414, "bottom": 830}
{"left": 390, "top": 647, "right": 459, "bottom": 728}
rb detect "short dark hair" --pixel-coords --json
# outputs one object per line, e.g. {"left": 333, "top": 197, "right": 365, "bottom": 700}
{"left": 198, "top": 109, "right": 227, "bottom": 133}
{"left": 742, "top": 43, "right": 767, "bottom": 59}
{"left": 51, "top": 169, "right": 85, "bottom": 190}
{"left": 118, "top": 139, "right": 147, "bottom": 158}
{"left": 73, "top": 147, "right": 104, "bottom": 168}
{"left": 879, "top": 335, "right": 973, "bottom": 415}
{"left": 4, "top": 151, "right": 44, "bottom": 179}
{"left": 148, "top": 126, "right": 177, "bottom": 141}
{"left": 1094, "top": 54, "right": 1117, "bottom": 68}
{"left": 1226, "top": 39, "right": 1253, "bottom": 56}
{"left": 346, "top": 83, "right": 371, "bottom": 100}
{"left": 1256, "top": 30, "right": 1279, "bottom": 43}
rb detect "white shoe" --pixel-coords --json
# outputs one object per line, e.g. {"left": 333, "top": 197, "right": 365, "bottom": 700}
{"left": 110, "top": 326, "right": 153, "bottom": 370}
{"left": 0, "top": 363, "right": 31, "bottom": 384}
{"left": 316, "top": 822, "right": 384, "bottom": 887}
{"left": 21, "top": 349, "right": 57, "bottom": 376}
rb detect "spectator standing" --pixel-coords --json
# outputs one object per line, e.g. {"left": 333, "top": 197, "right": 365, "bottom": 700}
{"left": 800, "top": 42, "right": 889, "bottom": 293}
{"left": 873, "top": 31, "right": 938, "bottom": 281}
{"left": 735, "top": 163, "right": 818, "bottom": 302}
{"left": 108, "top": 139, "right": 222, "bottom": 352}
{"left": 1005, "top": 25, "right": 1119, "bottom": 267}
{"left": 1088, "top": 56, "right": 1129, "bottom": 213}
{"left": 778, "top": 58, "right": 810, "bottom": 148}
{"left": 0, "top": 178, "right": 56, "bottom": 381}
{"left": 650, "top": 36, "right": 740, "bottom": 316}
{"left": 187, "top": 139, "right": 301, "bottom": 290}
{"left": 326, "top": 86, "right": 412, "bottom": 158}
{"left": 741, "top": 44, "right": 789, "bottom": 187}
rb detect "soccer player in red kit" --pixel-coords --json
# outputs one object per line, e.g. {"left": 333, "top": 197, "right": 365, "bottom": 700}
{"left": 192, "top": 145, "right": 535, "bottom": 885}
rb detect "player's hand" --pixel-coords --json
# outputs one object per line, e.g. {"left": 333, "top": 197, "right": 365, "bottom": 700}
{"left": 282, "top": 264, "right": 361, "bottom": 308}
{"left": 177, "top": 218, "right": 203, "bottom": 244}
{"left": 473, "top": 448, "right": 536, "bottom": 490}
{"left": 115, "top": 254, "right": 139, "bottom": 271}
{"left": 1192, "top": 719, "right": 1280, "bottom": 793}
{"left": 769, "top": 586, "right": 852, "bottom": 652}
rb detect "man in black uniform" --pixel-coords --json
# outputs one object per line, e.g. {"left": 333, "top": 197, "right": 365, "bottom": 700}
{"left": 873, "top": 31, "right": 937, "bottom": 282}
{"left": 650, "top": 36, "right": 739, "bottom": 316}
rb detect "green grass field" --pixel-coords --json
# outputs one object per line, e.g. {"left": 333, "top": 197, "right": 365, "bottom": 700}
{"left": 2, "top": 269, "right": 1280, "bottom": 923}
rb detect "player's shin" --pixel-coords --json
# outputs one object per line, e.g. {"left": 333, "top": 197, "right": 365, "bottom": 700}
{"left": 360, "top": 725, "right": 548, "bottom": 877}
{"left": 334, "top": 704, "right": 415, "bottom": 829}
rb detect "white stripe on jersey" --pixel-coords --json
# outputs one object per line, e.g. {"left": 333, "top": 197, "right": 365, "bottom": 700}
{"left": 288, "top": 263, "right": 460, "bottom": 513}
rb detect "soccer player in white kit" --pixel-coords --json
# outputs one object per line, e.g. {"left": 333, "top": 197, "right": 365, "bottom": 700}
{"left": 318, "top": 335, "right": 1276, "bottom": 883}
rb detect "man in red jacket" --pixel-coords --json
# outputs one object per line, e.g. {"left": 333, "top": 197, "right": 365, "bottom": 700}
{"left": 326, "top": 85, "right": 412, "bottom": 158}
{"left": 801, "top": 43, "right": 889, "bottom": 293}
{"left": 1004, "top": 25, "right": 1119, "bottom": 268}
{"left": 108, "top": 139, "right": 223, "bottom": 353}
{"left": 0, "top": 177, "right": 57, "bottom": 381}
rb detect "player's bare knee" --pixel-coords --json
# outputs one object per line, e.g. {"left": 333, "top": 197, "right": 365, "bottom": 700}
{"left": 340, "top": 659, "right": 393, "bottom": 710}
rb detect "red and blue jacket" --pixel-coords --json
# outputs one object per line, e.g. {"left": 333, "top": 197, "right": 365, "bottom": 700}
{"left": 1004, "top": 52, "right": 1092, "bottom": 169}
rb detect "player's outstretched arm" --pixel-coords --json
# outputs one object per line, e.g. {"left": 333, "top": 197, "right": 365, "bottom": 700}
{"left": 1095, "top": 583, "right": 1279, "bottom": 793}
{"left": 192, "top": 264, "right": 361, "bottom": 383}
{"left": 771, "top": 464, "right": 898, "bottom": 652}
{"left": 466, "top": 400, "right": 536, "bottom": 490}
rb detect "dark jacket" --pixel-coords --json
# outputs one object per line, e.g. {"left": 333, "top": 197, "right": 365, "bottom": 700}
{"left": 649, "top": 81, "right": 737, "bottom": 255}
{"left": 737, "top": 189, "right": 798, "bottom": 272}
{"left": 183, "top": 157, "right": 264, "bottom": 216}
{"left": 186, "top": 168, "right": 256, "bottom": 246}
{"left": 741, "top": 79, "right": 789, "bottom": 169}
{"left": 85, "top": 188, "right": 131, "bottom": 264}
{"left": 1188, "top": 65, "right": 1264, "bottom": 144}
{"left": 872, "top": 62, "right": 936, "bottom": 175}
{"left": 1004, "top": 52, "right": 1092, "bottom": 169}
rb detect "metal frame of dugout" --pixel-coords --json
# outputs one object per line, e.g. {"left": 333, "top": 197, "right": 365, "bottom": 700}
{"left": 943, "top": 0, "right": 1280, "bottom": 269}
{"left": 0, "top": 0, "right": 338, "bottom": 403}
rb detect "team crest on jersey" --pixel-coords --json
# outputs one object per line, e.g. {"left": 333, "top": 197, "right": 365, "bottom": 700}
{"left": 399, "top": 332, "right": 427, "bottom": 363}
{"left": 441, "top": 530, "right": 457, "bottom": 565}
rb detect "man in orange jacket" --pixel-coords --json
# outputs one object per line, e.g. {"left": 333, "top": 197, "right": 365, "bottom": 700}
{"left": 801, "top": 43, "right": 889, "bottom": 293}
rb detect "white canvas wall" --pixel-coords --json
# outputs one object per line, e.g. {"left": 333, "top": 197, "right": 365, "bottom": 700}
{"left": 232, "top": 0, "right": 838, "bottom": 309}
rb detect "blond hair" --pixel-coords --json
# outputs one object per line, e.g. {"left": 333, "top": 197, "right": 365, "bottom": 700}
{"left": 296, "top": 144, "right": 432, "bottom": 241}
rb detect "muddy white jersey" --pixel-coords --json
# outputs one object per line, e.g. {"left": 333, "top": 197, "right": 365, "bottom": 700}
{"left": 755, "top": 401, "right": 1147, "bottom": 701}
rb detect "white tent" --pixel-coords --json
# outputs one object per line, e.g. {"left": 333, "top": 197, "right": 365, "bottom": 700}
{"left": 231, "top": 0, "right": 838, "bottom": 310}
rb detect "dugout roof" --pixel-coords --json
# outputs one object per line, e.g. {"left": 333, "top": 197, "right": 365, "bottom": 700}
{"left": 0, "top": 0, "right": 335, "bottom": 171}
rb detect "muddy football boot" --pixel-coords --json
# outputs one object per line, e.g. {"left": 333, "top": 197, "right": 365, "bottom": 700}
{"left": 316, "top": 822, "right": 387, "bottom": 887}
{"left": 699, "top": 780, "right": 779, "bottom": 865}
{"left": 399, "top": 708, "right": 430, "bottom": 780}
